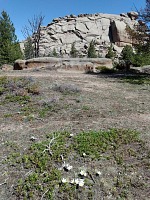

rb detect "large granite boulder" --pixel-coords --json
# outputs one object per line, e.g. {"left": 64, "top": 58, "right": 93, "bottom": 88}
{"left": 14, "top": 57, "right": 113, "bottom": 72}
{"left": 1, "top": 64, "right": 13, "bottom": 71}
{"left": 20, "top": 12, "right": 139, "bottom": 58}
{"left": 14, "top": 60, "right": 26, "bottom": 70}
{"left": 141, "top": 65, "right": 150, "bottom": 74}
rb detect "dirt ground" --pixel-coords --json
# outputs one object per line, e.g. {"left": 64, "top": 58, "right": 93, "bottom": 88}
{"left": 0, "top": 69, "right": 150, "bottom": 199}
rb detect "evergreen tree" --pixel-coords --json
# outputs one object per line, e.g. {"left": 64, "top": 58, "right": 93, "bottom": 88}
{"left": 140, "top": 0, "right": 150, "bottom": 24}
{"left": 120, "top": 45, "right": 134, "bottom": 70}
{"left": 52, "top": 48, "right": 58, "bottom": 57}
{"left": 105, "top": 44, "right": 116, "bottom": 59}
{"left": 70, "top": 42, "right": 78, "bottom": 58}
{"left": 121, "top": 45, "right": 134, "bottom": 61}
{"left": 87, "top": 40, "right": 97, "bottom": 58}
{"left": 126, "top": 1, "right": 150, "bottom": 65}
{"left": 0, "top": 10, "right": 22, "bottom": 65}
{"left": 24, "top": 37, "right": 34, "bottom": 59}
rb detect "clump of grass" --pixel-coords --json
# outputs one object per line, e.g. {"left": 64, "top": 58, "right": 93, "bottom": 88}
{"left": 4, "top": 94, "right": 31, "bottom": 104}
{"left": 0, "top": 76, "right": 8, "bottom": 94}
{"left": 38, "top": 98, "right": 60, "bottom": 118}
{"left": 0, "top": 76, "right": 40, "bottom": 96}
{"left": 0, "top": 86, "right": 5, "bottom": 95}
{"left": 52, "top": 83, "right": 81, "bottom": 95}
{"left": 122, "top": 75, "right": 150, "bottom": 85}
{"left": 0, "top": 77, "right": 40, "bottom": 107}
{"left": 96, "top": 66, "right": 116, "bottom": 73}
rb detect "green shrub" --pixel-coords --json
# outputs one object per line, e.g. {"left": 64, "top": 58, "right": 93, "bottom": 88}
{"left": 74, "top": 129, "right": 139, "bottom": 159}
{"left": 87, "top": 40, "right": 97, "bottom": 58}
{"left": 52, "top": 83, "right": 81, "bottom": 94}
{"left": 105, "top": 44, "right": 116, "bottom": 59}
{"left": 133, "top": 53, "right": 150, "bottom": 67}
{"left": 96, "top": 66, "right": 116, "bottom": 73}
{"left": 70, "top": 42, "right": 78, "bottom": 58}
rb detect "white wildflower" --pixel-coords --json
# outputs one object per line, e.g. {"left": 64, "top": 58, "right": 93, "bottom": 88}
{"left": 78, "top": 179, "right": 84, "bottom": 187}
{"left": 61, "top": 178, "right": 68, "bottom": 183}
{"left": 95, "top": 170, "right": 102, "bottom": 176}
{"left": 80, "top": 169, "right": 87, "bottom": 177}
{"left": 74, "top": 178, "right": 84, "bottom": 187}
{"left": 82, "top": 153, "right": 86, "bottom": 157}
{"left": 69, "top": 133, "right": 74, "bottom": 137}
{"left": 63, "top": 163, "right": 73, "bottom": 171}
{"left": 75, "top": 178, "right": 79, "bottom": 185}
{"left": 70, "top": 179, "right": 75, "bottom": 184}
{"left": 30, "top": 136, "right": 37, "bottom": 141}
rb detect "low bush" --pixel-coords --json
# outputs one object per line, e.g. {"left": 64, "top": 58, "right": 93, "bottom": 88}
{"left": 52, "top": 83, "right": 81, "bottom": 94}
{"left": 96, "top": 66, "right": 116, "bottom": 73}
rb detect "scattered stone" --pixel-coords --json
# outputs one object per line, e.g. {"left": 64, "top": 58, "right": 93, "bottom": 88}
{"left": 127, "top": 11, "right": 138, "bottom": 20}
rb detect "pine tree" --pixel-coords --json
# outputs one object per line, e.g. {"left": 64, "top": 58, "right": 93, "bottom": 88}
{"left": 87, "top": 40, "right": 97, "bottom": 58}
{"left": 52, "top": 48, "right": 58, "bottom": 57}
{"left": 126, "top": 1, "right": 150, "bottom": 66}
{"left": 70, "top": 42, "right": 78, "bottom": 58}
{"left": 120, "top": 45, "right": 134, "bottom": 70}
{"left": 0, "top": 10, "right": 22, "bottom": 65}
{"left": 24, "top": 37, "right": 34, "bottom": 59}
{"left": 105, "top": 44, "right": 116, "bottom": 59}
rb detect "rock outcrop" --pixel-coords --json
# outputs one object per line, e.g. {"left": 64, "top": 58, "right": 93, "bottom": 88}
{"left": 13, "top": 57, "right": 113, "bottom": 72}
{"left": 14, "top": 60, "right": 26, "bottom": 70}
{"left": 1, "top": 64, "right": 13, "bottom": 71}
{"left": 36, "top": 11, "right": 138, "bottom": 57}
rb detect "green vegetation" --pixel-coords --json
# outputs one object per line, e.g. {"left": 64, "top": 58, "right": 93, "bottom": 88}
{"left": 87, "top": 40, "right": 97, "bottom": 58}
{"left": 52, "top": 83, "right": 81, "bottom": 95}
{"left": 52, "top": 48, "right": 58, "bottom": 57}
{"left": 122, "top": 75, "right": 150, "bottom": 85}
{"left": 116, "top": 44, "right": 150, "bottom": 69}
{"left": 5, "top": 129, "right": 149, "bottom": 199}
{"left": 24, "top": 37, "right": 34, "bottom": 59}
{"left": 38, "top": 102, "right": 60, "bottom": 118}
{"left": 0, "top": 76, "right": 40, "bottom": 119}
{"left": 96, "top": 66, "right": 116, "bottom": 73}
{"left": 70, "top": 42, "right": 78, "bottom": 58}
{"left": 125, "top": 1, "right": 150, "bottom": 67}
{"left": 74, "top": 129, "right": 139, "bottom": 159}
{"left": 0, "top": 76, "right": 39, "bottom": 97}
{"left": 11, "top": 132, "right": 71, "bottom": 199}
{"left": 4, "top": 94, "right": 30, "bottom": 104}
{"left": 105, "top": 44, "right": 116, "bottom": 59}
{"left": 0, "top": 10, "right": 22, "bottom": 65}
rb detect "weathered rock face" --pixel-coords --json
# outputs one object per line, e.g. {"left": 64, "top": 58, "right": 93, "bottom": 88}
{"left": 37, "top": 11, "right": 138, "bottom": 57}
{"left": 13, "top": 57, "right": 113, "bottom": 72}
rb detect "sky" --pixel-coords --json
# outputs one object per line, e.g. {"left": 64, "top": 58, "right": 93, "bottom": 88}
{"left": 0, "top": 0, "right": 146, "bottom": 41}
